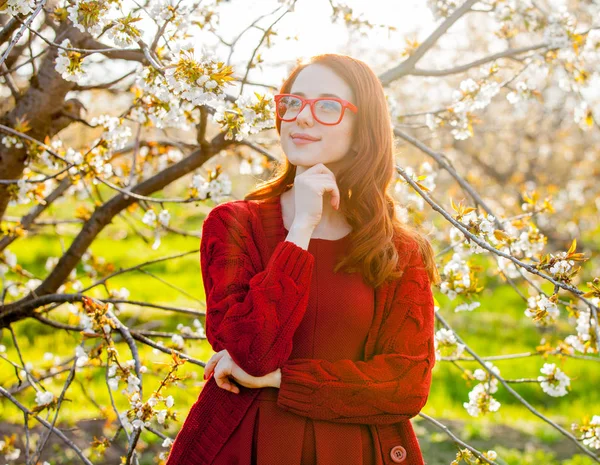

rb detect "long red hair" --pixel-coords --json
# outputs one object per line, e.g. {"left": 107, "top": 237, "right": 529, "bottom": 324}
{"left": 244, "top": 53, "right": 440, "bottom": 288}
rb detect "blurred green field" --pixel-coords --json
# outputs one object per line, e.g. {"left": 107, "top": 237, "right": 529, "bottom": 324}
{"left": 1, "top": 189, "right": 599, "bottom": 464}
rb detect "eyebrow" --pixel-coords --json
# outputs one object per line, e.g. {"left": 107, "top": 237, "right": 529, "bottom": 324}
{"left": 292, "top": 91, "right": 343, "bottom": 99}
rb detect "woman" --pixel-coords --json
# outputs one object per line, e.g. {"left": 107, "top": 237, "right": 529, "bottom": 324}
{"left": 166, "top": 53, "right": 441, "bottom": 465}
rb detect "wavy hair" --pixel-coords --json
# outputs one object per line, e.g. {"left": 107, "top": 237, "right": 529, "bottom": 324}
{"left": 244, "top": 53, "right": 440, "bottom": 289}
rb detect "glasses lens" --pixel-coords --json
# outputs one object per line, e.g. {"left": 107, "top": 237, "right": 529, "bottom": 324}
{"left": 277, "top": 96, "right": 303, "bottom": 120}
{"left": 314, "top": 99, "right": 342, "bottom": 124}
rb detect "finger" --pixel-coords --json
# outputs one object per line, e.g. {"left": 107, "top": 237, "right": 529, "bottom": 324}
{"left": 213, "top": 358, "right": 238, "bottom": 393}
{"left": 205, "top": 350, "right": 226, "bottom": 379}
{"left": 320, "top": 181, "right": 340, "bottom": 210}
{"left": 204, "top": 357, "right": 215, "bottom": 379}
{"left": 214, "top": 371, "right": 229, "bottom": 390}
{"left": 216, "top": 375, "right": 238, "bottom": 393}
{"left": 308, "top": 174, "right": 340, "bottom": 209}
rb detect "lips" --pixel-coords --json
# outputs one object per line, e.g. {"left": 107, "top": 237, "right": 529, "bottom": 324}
{"left": 291, "top": 134, "right": 321, "bottom": 141}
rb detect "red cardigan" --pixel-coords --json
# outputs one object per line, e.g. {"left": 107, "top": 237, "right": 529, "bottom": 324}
{"left": 166, "top": 195, "right": 436, "bottom": 465}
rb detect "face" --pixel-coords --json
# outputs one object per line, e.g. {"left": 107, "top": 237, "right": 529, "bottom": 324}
{"left": 279, "top": 63, "right": 357, "bottom": 175}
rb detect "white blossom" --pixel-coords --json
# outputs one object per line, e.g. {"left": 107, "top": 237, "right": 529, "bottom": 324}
{"left": 434, "top": 328, "right": 465, "bottom": 359}
{"left": 538, "top": 363, "right": 570, "bottom": 397}
{"left": 463, "top": 383, "right": 501, "bottom": 417}
{"left": 158, "top": 209, "right": 171, "bottom": 227}
{"left": 525, "top": 295, "right": 559, "bottom": 327}
{"left": 171, "top": 334, "right": 185, "bottom": 349}
{"left": 455, "top": 301, "right": 481, "bottom": 312}
{"left": 127, "top": 373, "right": 141, "bottom": 393}
{"left": 35, "top": 390, "right": 55, "bottom": 406}
{"left": 156, "top": 409, "right": 167, "bottom": 424}
{"left": 142, "top": 210, "right": 157, "bottom": 226}
{"left": 55, "top": 39, "right": 90, "bottom": 84}
{"left": 3, "top": 0, "right": 36, "bottom": 16}
{"left": 581, "top": 415, "right": 600, "bottom": 449}
{"left": 75, "top": 345, "right": 89, "bottom": 367}
{"left": 565, "top": 304, "right": 597, "bottom": 354}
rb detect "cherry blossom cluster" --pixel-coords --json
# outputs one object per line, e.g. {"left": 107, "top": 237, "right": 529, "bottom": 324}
{"left": 572, "top": 415, "right": 600, "bottom": 450}
{"left": 542, "top": 7, "right": 577, "bottom": 50}
{"left": 425, "top": 64, "right": 502, "bottom": 140}
{"left": 426, "top": 0, "right": 461, "bottom": 20}
{"left": 454, "top": 301, "right": 481, "bottom": 312}
{"left": 177, "top": 319, "right": 206, "bottom": 339}
{"left": 451, "top": 448, "right": 498, "bottom": 465}
{"left": 213, "top": 92, "right": 276, "bottom": 141}
{"left": 2, "top": 0, "right": 36, "bottom": 16}
{"left": 54, "top": 39, "right": 90, "bottom": 83}
{"left": 1, "top": 134, "right": 24, "bottom": 149}
{"left": 439, "top": 253, "right": 475, "bottom": 301}
{"left": 564, "top": 303, "right": 598, "bottom": 355}
{"left": 116, "top": 357, "right": 184, "bottom": 434}
{"left": 105, "top": 13, "right": 144, "bottom": 48}
{"left": 189, "top": 168, "right": 232, "bottom": 202}
{"left": 463, "top": 361, "right": 502, "bottom": 417}
{"left": 142, "top": 207, "right": 171, "bottom": 249}
{"left": 148, "top": 0, "right": 198, "bottom": 40}
{"left": 0, "top": 437, "right": 22, "bottom": 461}
{"left": 541, "top": 250, "right": 577, "bottom": 281}
{"left": 538, "top": 362, "right": 571, "bottom": 397}
{"left": 239, "top": 152, "right": 269, "bottom": 177}
{"left": 453, "top": 209, "right": 497, "bottom": 252}
{"left": 525, "top": 294, "right": 560, "bottom": 327}
{"left": 393, "top": 161, "right": 438, "bottom": 218}
{"left": 448, "top": 75, "right": 500, "bottom": 140}
{"left": 434, "top": 327, "right": 465, "bottom": 359}
{"left": 130, "top": 66, "right": 201, "bottom": 130}
{"left": 66, "top": 0, "right": 113, "bottom": 38}
{"left": 89, "top": 115, "right": 132, "bottom": 173}
{"left": 142, "top": 209, "right": 170, "bottom": 228}
{"left": 158, "top": 437, "right": 174, "bottom": 461}
{"left": 163, "top": 45, "right": 236, "bottom": 108}
{"left": 4, "top": 169, "right": 52, "bottom": 208}
{"left": 490, "top": 0, "right": 545, "bottom": 33}
{"left": 107, "top": 358, "right": 145, "bottom": 395}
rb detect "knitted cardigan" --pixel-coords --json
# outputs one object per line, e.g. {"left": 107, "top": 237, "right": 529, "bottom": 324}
{"left": 165, "top": 196, "right": 436, "bottom": 465}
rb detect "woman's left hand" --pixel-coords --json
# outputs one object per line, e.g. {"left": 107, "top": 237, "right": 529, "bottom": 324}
{"left": 204, "top": 350, "right": 279, "bottom": 394}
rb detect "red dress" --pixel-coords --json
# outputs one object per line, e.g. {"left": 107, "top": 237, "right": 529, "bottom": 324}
{"left": 212, "top": 234, "right": 382, "bottom": 465}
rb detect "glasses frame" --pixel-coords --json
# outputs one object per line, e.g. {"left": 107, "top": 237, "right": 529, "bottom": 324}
{"left": 274, "top": 93, "right": 358, "bottom": 126}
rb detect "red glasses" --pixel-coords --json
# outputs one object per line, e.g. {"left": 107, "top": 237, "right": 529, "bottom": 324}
{"left": 274, "top": 93, "right": 358, "bottom": 125}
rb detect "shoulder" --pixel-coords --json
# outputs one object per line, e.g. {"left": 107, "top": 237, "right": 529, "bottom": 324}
{"left": 203, "top": 199, "right": 253, "bottom": 232}
{"left": 200, "top": 200, "right": 257, "bottom": 258}
{"left": 393, "top": 233, "right": 422, "bottom": 271}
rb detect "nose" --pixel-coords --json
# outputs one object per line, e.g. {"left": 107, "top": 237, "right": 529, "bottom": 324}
{"left": 295, "top": 102, "right": 314, "bottom": 127}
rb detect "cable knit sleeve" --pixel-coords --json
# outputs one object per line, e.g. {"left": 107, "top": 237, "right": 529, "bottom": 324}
{"left": 276, "top": 243, "right": 436, "bottom": 424}
{"left": 200, "top": 203, "right": 315, "bottom": 378}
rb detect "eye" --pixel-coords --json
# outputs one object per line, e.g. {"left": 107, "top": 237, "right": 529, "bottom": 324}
{"left": 283, "top": 96, "right": 302, "bottom": 108}
{"left": 315, "top": 99, "right": 342, "bottom": 112}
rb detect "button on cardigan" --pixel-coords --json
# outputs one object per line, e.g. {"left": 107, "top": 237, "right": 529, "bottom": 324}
{"left": 165, "top": 193, "right": 437, "bottom": 465}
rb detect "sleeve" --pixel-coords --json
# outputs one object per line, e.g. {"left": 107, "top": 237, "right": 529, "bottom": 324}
{"left": 275, "top": 244, "right": 436, "bottom": 424}
{"left": 200, "top": 203, "right": 315, "bottom": 378}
